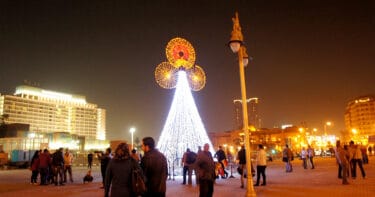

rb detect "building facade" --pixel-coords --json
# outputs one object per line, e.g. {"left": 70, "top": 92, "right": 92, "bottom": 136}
{"left": 345, "top": 95, "right": 375, "bottom": 137}
{"left": 0, "top": 85, "right": 106, "bottom": 141}
{"left": 233, "top": 97, "right": 261, "bottom": 130}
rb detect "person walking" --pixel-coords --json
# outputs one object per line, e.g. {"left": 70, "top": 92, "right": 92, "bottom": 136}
{"left": 195, "top": 143, "right": 216, "bottom": 197}
{"left": 301, "top": 147, "right": 308, "bottom": 169}
{"left": 141, "top": 137, "right": 168, "bottom": 197}
{"left": 282, "top": 145, "right": 293, "bottom": 172}
{"left": 214, "top": 146, "right": 228, "bottom": 178}
{"left": 307, "top": 145, "right": 315, "bottom": 169}
{"left": 30, "top": 150, "right": 40, "bottom": 185}
{"left": 100, "top": 148, "right": 112, "bottom": 189}
{"left": 237, "top": 145, "right": 246, "bottom": 188}
{"left": 63, "top": 148, "right": 74, "bottom": 183}
{"left": 336, "top": 141, "right": 350, "bottom": 185}
{"left": 254, "top": 144, "right": 267, "bottom": 186}
{"left": 104, "top": 143, "right": 142, "bottom": 197}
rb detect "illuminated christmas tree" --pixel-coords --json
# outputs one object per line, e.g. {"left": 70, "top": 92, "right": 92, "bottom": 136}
{"left": 154, "top": 38, "right": 214, "bottom": 172}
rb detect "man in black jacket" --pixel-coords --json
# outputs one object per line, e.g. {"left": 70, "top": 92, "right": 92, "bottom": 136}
{"left": 141, "top": 137, "right": 168, "bottom": 197}
{"left": 52, "top": 147, "right": 64, "bottom": 186}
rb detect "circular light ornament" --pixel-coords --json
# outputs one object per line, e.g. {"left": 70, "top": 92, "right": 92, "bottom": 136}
{"left": 155, "top": 62, "right": 178, "bottom": 89}
{"left": 187, "top": 65, "right": 206, "bottom": 91}
{"left": 166, "top": 37, "right": 196, "bottom": 69}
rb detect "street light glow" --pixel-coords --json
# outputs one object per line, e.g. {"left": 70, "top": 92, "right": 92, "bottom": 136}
{"left": 129, "top": 127, "right": 136, "bottom": 149}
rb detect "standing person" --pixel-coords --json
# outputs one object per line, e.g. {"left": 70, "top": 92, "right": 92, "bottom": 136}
{"left": 282, "top": 145, "right": 293, "bottom": 172}
{"left": 195, "top": 143, "right": 216, "bottom": 197}
{"left": 214, "top": 146, "right": 228, "bottom": 178}
{"left": 104, "top": 143, "right": 142, "bottom": 197}
{"left": 336, "top": 143, "right": 350, "bottom": 185}
{"left": 87, "top": 152, "right": 94, "bottom": 169}
{"left": 38, "top": 149, "right": 51, "bottom": 185}
{"left": 30, "top": 150, "right": 40, "bottom": 185}
{"left": 301, "top": 147, "right": 308, "bottom": 169}
{"left": 237, "top": 145, "right": 246, "bottom": 188}
{"left": 181, "top": 148, "right": 197, "bottom": 185}
{"left": 360, "top": 145, "right": 369, "bottom": 164}
{"left": 51, "top": 148, "right": 65, "bottom": 186}
{"left": 100, "top": 148, "right": 111, "bottom": 189}
{"left": 352, "top": 144, "right": 366, "bottom": 179}
{"left": 141, "top": 137, "right": 168, "bottom": 197}
{"left": 336, "top": 141, "right": 350, "bottom": 184}
{"left": 196, "top": 146, "right": 203, "bottom": 185}
{"left": 254, "top": 144, "right": 267, "bottom": 186}
{"left": 307, "top": 145, "right": 315, "bottom": 169}
{"left": 63, "top": 148, "right": 74, "bottom": 183}
{"left": 335, "top": 141, "right": 343, "bottom": 179}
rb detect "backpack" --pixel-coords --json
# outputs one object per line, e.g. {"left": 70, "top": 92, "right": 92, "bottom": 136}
{"left": 186, "top": 152, "right": 197, "bottom": 164}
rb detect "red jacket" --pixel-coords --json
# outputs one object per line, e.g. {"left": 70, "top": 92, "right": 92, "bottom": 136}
{"left": 39, "top": 153, "right": 51, "bottom": 168}
{"left": 31, "top": 158, "right": 39, "bottom": 171}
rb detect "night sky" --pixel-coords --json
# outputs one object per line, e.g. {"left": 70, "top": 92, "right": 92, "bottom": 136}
{"left": 1, "top": 0, "right": 374, "bottom": 140}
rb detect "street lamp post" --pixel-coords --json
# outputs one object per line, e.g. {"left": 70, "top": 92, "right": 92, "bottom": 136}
{"left": 228, "top": 12, "right": 256, "bottom": 197}
{"left": 324, "top": 121, "right": 331, "bottom": 136}
{"left": 129, "top": 127, "right": 136, "bottom": 150}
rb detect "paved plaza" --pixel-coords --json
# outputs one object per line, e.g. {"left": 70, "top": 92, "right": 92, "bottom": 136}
{"left": 0, "top": 157, "right": 374, "bottom": 197}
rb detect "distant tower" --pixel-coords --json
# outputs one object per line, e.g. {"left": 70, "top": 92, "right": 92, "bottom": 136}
{"left": 345, "top": 95, "right": 375, "bottom": 136}
{"left": 234, "top": 98, "right": 261, "bottom": 129}
{"left": 154, "top": 38, "right": 214, "bottom": 171}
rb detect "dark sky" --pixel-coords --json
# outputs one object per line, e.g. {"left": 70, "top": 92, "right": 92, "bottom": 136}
{"left": 1, "top": 0, "right": 374, "bottom": 140}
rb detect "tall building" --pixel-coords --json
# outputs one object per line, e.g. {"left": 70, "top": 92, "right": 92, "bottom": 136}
{"left": 234, "top": 97, "right": 261, "bottom": 130}
{"left": 345, "top": 95, "right": 375, "bottom": 136}
{"left": 0, "top": 85, "right": 106, "bottom": 140}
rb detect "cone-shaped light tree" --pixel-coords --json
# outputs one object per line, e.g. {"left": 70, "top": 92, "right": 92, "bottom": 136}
{"left": 154, "top": 37, "right": 214, "bottom": 169}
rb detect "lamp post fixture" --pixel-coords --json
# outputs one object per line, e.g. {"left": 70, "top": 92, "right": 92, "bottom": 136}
{"left": 129, "top": 127, "right": 136, "bottom": 150}
{"left": 228, "top": 12, "right": 256, "bottom": 197}
{"left": 324, "top": 121, "right": 331, "bottom": 136}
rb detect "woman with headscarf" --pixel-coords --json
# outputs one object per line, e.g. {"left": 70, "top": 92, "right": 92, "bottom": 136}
{"left": 104, "top": 143, "right": 143, "bottom": 197}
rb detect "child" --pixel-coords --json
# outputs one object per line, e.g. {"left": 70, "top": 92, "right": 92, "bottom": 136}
{"left": 83, "top": 170, "right": 93, "bottom": 183}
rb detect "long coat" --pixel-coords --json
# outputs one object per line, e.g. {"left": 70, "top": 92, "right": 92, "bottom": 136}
{"left": 105, "top": 159, "right": 133, "bottom": 197}
{"left": 141, "top": 149, "right": 168, "bottom": 195}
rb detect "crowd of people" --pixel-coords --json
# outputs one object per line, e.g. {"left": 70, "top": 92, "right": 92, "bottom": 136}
{"left": 27, "top": 137, "right": 372, "bottom": 196}
{"left": 335, "top": 140, "right": 368, "bottom": 185}
{"left": 29, "top": 147, "right": 75, "bottom": 186}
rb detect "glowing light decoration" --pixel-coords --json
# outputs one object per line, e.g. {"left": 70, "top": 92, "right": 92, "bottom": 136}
{"left": 157, "top": 71, "right": 214, "bottom": 166}
{"left": 186, "top": 65, "right": 206, "bottom": 91}
{"left": 155, "top": 37, "right": 213, "bottom": 169}
{"left": 155, "top": 62, "right": 178, "bottom": 89}
{"left": 166, "top": 37, "right": 196, "bottom": 69}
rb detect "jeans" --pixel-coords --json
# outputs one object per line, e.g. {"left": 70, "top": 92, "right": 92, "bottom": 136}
{"left": 31, "top": 170, "right": 38, "bottom": 183}
{"left": 351, "top": 159, "right": 366, "bottom": 178}
{"left": 182, "top": 165, "right": 192, "bottom": 184}
{"left": 39, "top": 167, "right": 49, "bottom": 185}
{"left": 64, "top": 165, "right": 73, "bottom": 182}
{"left": 308, "top": 156, "right": 315, "bottom": 168}
{"left": 52, "top": 165, "right": 64, "bottom": 185}
{"left": 255, "top": 165, "right": 266, "bottom": 185}
{"left": 302, "top": 158, "right": 307, "bottom": 169}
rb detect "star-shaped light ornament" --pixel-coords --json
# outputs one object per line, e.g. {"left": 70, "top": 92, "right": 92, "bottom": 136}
{"left": 155, "top": 37, "right": 206, "bottom": 91}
